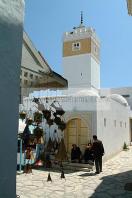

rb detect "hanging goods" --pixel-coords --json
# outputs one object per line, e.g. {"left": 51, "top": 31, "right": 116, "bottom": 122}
{"left": 34, "top": 111, "right": 43, "bottom": 123}
{"left": 32, "top": 97, "right": 45, "bottom": 111}
{"left": 53, "top": 138, "right": 59, "bottom": 152}
{"left": 47, "top": 118, "right": 54, "bottom": 126}
{"left": 23, "top": 124, "right": 31, "bottom": 147}
{"left": 58, "top": 121, "right": 66, "bottom": 131}
{"left": 32, "top": 97, "right": 40, "bottom": 104}
{"left": 19, "top": 111, "right": 26, "bottom": 121}
{"left": 25, "top": 147, "right": 32, "bottom": 159}
{"left": 46, "top": 137, "right": 53, "bottom": 152}
{"left": 24, "top": 147, "right": 33, "bottom": 174}
{"left": 26, "top": 117, "right": 33, "bottom": 125}
{"left": 55, "top": 139, "right": 67, "bottom": 161}
{"left": 33, "top": 127, "right": 43, "bottom": 144}
{"left": 50, "top": 100, "right": 65, "bottom": 116}
{"left": 47, "top": 173, "right": 52, "bottom": 182}
{"left": 54, "top": 114, "right": 62, "bottom": 125}
{"left": 60, "top": 170, "right": 65, "bottom": 179}
{"left": 34, "top": 159, "right": 43, "bottom": 167}
{"left": 42, "top": 109, "right": 51, "bottom": 121}
{"left": 24, "top": 163, "right": 32, "bottom": 174}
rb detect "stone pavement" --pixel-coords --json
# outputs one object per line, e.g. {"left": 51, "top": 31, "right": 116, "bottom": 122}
{"left": 17, "top": 147, "right": 132, "bottom": 198}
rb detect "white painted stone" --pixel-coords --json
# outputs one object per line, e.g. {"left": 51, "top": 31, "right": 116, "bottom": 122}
{"left": 0, "top": 0, "right": 24, "bottom": 197}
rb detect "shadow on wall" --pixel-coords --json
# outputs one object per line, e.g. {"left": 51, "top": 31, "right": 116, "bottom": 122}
{"left": 79, "top": 170, "right": 132, "bottom": 197}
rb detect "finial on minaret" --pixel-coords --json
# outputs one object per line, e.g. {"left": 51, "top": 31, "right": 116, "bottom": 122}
{"left": 81, "top": 11, "right": 83, "bottom": 25}
{"left": 73, "top": 11, "right": 84, "bottom": 29}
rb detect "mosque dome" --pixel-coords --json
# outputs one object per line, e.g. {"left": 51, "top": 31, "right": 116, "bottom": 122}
{"left": 108, "top": 94, "right": 128, "bottom": 106}
{"left": 73, "top": 89, "right": 100, "bottom": 97}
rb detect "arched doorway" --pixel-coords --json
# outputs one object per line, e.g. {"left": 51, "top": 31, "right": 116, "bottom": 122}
{"left": 65, "top": 118, "right": 91, "bottom": 154}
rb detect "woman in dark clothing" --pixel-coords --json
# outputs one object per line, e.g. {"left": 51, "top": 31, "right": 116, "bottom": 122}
{"left": 71, "top": 144, "right": 82, "bottom": 163}
{"left": 84, "top": 143, "right": 94, "bottom": 163}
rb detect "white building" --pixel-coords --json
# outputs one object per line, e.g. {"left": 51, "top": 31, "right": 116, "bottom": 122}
{"left": 127, "top": 0, "right": 132, "bottom": 15}
{"left": 20, "top": 31, "right": 67, "bottom": 99}
{"left": 23, "top": 18, "right": 131, "bottom": 161}
{"left": 63, "top": 25, "right": 100, "bottom": 90}
{"left": 100, "top": 87, "right": 132, "bottom": 143}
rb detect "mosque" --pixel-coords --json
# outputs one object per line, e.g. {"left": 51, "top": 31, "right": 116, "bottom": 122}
{"left": 22, "top": 15, "right": 132, "bottom": 161}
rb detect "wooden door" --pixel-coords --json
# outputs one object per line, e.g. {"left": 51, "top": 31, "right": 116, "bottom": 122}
{"left": 66, "top": 118, "right": 89, "bottom": 153}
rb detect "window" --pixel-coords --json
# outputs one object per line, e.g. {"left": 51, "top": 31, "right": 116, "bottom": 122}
{"left": 120, "top": 121, "right": 122, "bottom": 127}
{"left": 24, "top": 72, "right": 28, "bottom": 77}
{"left": 72, "top": 42, "right": 81, "bottom": 51}
{"left": 35, "top": 75, "right": 38, "bottom": 80}
{"left": 122, "top": 95, "right": 130, "bottom": 98}
{"left": 104, "top": 118, "right": 106, "bottom": 127}
{"left": 24, "top": 80, "right": 28, "bottom": 85}
{"left": 30, "top": 73, "right": 33, "bottom": 79}
{"left": 30, "top": 81, "right": 33, "bottom": 86}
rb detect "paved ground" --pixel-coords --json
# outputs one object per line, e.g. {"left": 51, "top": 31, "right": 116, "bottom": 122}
{"left": 17, "top": 147, "right": 132, "bottom": 198}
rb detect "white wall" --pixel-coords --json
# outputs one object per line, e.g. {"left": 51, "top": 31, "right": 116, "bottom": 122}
{"left": 97, "top": 98, "right": 130, "bottom": 161}
{"left": 100, "top": 87, "right": 132, "bottom": 110}
{"left": 23, "top": 96, "right": 98, "bottom": 114}
{"left": 63, "top": 54, "right": 100, "bottom": 89}
{"left": 23, "top": 95, "right": 131, "bottom": 161}
{"left": 63, "top": 54, "right": 91, "bottom": 88}
{"left": 91, "top": 57, "right": 100, "bottom": 89}
{"left": 0, "top": 1, "right": 24, "bottom": 197}
{"left": 110, "top": 87, "right": 132, "bottom": 111}
{"left": 22, "top": 42, "right": 41, "bottom": 72}
{"left": 23, "top": 95, "right": 98, "bottom": 145}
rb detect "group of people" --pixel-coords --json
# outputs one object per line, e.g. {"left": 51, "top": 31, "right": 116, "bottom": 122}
{"left": 71, "top": 135, "right": 104, "bottom": 174}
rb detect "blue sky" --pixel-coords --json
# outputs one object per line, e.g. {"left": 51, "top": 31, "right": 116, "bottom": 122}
{"left": 24, "top": 0, "right": 132, "bottom": 88}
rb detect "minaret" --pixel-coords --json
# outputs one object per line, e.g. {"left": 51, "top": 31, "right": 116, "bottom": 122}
{"left": 62, "top": 13, "right": 100, "bottom": 91}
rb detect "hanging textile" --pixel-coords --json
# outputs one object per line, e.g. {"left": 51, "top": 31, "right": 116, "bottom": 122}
{"left": 55, "top": 138, "right": 67, "bottom": 161}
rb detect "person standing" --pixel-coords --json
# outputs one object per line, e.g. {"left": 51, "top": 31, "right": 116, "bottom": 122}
{"left": 91, "top": 135, "right": 104, "bottom": 174}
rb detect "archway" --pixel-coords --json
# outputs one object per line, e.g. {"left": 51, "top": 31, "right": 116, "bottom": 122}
{"left": 65, "top": 118, "right": 91, "bottom": 154}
